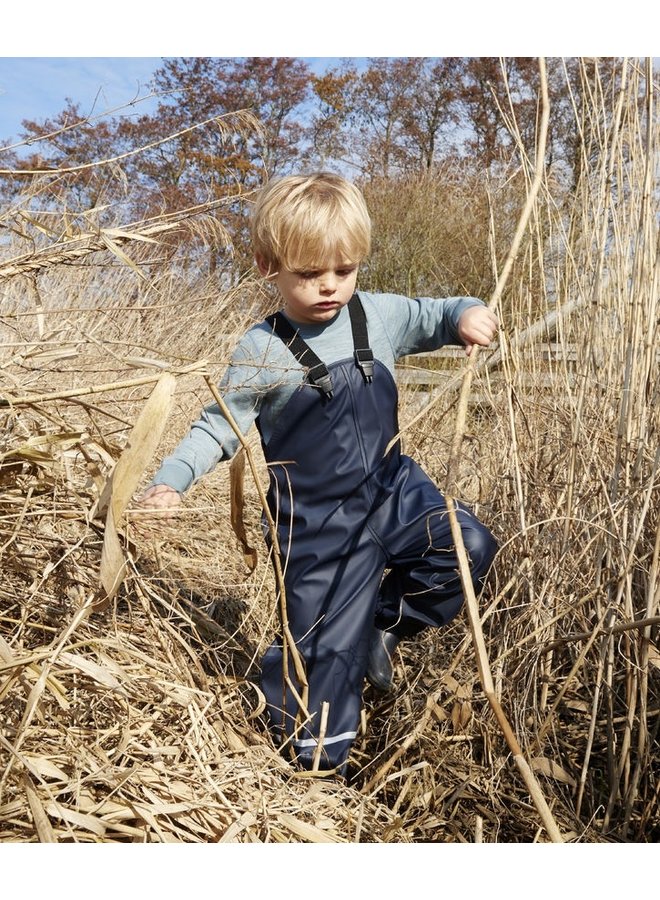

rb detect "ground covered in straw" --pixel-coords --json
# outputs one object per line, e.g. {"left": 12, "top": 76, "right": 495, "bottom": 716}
{"left": 1, "top": 248, "right": 657, "bottom": 842}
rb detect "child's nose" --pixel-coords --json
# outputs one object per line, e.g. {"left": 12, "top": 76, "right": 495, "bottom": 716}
{"left": 319, "top": 272, "right": 337, "bottom": 292}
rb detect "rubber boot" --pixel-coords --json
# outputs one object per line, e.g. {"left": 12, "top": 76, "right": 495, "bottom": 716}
{"left": 366, "top": 628, "right": 400, "bottom": 692}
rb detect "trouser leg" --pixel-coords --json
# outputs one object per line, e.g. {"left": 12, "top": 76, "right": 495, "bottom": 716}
{"left": 260, "top": 526, "right": 386, "bottom": 773}
{"left": 373, "top": 459, "right": 498, "bottom": 638}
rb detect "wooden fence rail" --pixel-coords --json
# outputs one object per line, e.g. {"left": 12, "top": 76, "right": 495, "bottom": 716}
{"left": 411, "top": 342, "right": 579, "bottom": 362}
{"left": 397, "top": 343, "right": 580, "bottom": 390}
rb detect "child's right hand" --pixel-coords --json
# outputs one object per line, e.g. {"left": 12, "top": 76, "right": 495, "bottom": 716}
{"left": 134, "top": 484, "right": 182, "bottom": 514}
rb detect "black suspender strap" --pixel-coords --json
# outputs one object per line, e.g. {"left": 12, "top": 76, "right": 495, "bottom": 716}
{"left": 265, "top": 312, "right": 335, "bottom": 398}
{"left": 347, "top": 294, "right": 374, "bottom": 384}
{"left": 265, "top": 293, "right": 375, "bottom": 399}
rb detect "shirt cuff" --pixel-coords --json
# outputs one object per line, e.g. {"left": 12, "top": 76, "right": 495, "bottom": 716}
{"left": 150, "top": 461, "right": 195, "bottom": 494}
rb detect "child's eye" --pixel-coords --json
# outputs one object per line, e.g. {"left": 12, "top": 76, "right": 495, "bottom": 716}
{"left": 297, "top": 271, "right": 318, "bottom": 280}
{"left": 336, "top": 268, "right": 357, "bottom": 277}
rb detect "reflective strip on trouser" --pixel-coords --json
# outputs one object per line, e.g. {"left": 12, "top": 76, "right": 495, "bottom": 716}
{"left": 257, "top": 357, "right": 497, "bottom": 772}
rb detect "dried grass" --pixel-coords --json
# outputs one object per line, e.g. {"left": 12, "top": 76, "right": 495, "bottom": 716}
{"left": 1, "top": 58, "right": 658, "bottom": 843}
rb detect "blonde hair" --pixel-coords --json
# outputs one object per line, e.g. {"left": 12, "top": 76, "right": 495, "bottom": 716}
{"left": 251, "top": 172, "right": 371, "bottom": 272}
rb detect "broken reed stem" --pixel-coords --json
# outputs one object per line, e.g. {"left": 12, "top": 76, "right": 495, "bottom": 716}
{"left": 446, "top": 499, "right": 563, "bottom": 844}
{"left": 311, "top": 701, "right": 330, "bottom": 772}
{"left": 202, "top": 376, "right": 311, "bottom": 740}
{"left": 0, "top": 361, "right": 208, "bottom": 407}
{"left": 541, "top": 615, "right": 660, "bottom": 652}
{"left": 362, "top": 697, "right": 435, "bottom": 794}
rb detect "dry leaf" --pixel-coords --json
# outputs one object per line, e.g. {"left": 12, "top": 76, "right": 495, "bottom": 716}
{"left": 58, "top": 651, "right": 124, "bottom": 690}
{"left": 23, "top": 775, "right": 56, "bottom": 843}
{"left": 99, "top": 503, "right": 128, "bottom": 604}
{"left": 219, "top": 811, "right": 258, "bottom": 843}
{"left": 24, "top": 348, "right": 79, "bottom": 364}
{"left": 98, "top": 372, "right": 176, "bottom": 604}
{"left": 100, "top": 233, "right": 149, "bottom": 281}
{"left": 46, "top": 802, "right": 107, "bottom": 837}
{"left": 108, "top": 372, "right": 177, "bottom": 518}
{"left": 101, "top": 227, "right": 159, "bottom": 244}
{"left": 278, "top": 813, "right": 342, "bottom": 843}
{"left": 25, "top": 757, "right": 69, "bottom": 783}
{"left": 451, "top": 700, "right": 472, "bottom": 731}
{"left": 530, "top": 756, "right": 576, "bottom": 787}
{"left": 229, "top": 447, "right": 258, "bottom": 573}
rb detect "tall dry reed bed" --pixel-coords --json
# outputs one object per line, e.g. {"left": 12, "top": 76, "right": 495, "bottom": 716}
{"left": 0, "top": 58, "right": 657, "bottom": 842}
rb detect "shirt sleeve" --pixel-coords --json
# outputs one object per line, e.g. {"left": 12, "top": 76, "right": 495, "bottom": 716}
{"left": 368, "top": 292, "right": 486, "bottom": 359}
{"left": 150, "top": 331, "right": 268, "bottom": 494}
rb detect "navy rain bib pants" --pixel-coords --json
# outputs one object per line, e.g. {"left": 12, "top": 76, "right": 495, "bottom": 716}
{"left": 258, "top": 295, "right": 497, "bottom": 774}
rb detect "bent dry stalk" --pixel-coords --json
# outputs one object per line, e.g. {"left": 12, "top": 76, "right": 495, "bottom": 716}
{"left": 202, "top": 376, "right": 314, "bottom": 762}
{"left": 430, "top": 58, "right": 564, "bottom": 842}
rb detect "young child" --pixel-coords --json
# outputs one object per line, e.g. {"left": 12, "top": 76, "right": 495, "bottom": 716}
{"left": 138, "top": 172, "right": 499, "bottom": 776}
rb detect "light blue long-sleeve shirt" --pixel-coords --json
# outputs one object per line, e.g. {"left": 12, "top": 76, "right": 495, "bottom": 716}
{"left": 151, "top": 290, "right": 484, "bottom": 493}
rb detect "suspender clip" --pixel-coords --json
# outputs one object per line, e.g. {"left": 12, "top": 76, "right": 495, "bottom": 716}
{"left": 355, "top": 348, "right": 374, "bottom": 384}
{"left": 308, "top": 363, "right": 334, "bottom": 399}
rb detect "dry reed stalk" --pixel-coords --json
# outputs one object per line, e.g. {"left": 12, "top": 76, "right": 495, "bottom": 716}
{"left": 600, "top": 58, "right": 658, "bottom": 836}
{"left": 311, "top": 701, "right": 331, "bottom": 773}
{"left": 0, "top": 109, "right": 257, "bottom": 178}
{"left": 202, "top": 376, "right": 313, "bottom": 760}
{"left": 228, "top": 449, "right": 258, "bottom": 572}
{"left": 623, "top": 518, "right": 660, "bottom": 836}
{"left": 432, "top": 59, "right": 563, "bottom": 842}
{"left": 0, "top": 198, "right": 233, "bottom": 281}
{"left": 0, "top": 361, "right": 207, "bottom": 408}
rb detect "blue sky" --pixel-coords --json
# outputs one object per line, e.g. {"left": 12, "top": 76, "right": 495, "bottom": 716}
{"left": 0, "top": 57, "right": 346, "bottom": 145}
{"left": 0, "top": 58, "right": 162, "bottom": 144}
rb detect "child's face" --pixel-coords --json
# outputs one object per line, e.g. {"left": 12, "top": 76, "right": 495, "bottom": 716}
{"left": 259, "top": 255, "right": 360, "bottom": 325}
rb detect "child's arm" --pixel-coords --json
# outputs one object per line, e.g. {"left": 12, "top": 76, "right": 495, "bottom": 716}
{"left": 365, "top": 291, "right": 497, "bottom": 358}
{"left": 134, "top": 330, "right": 269, "bottom": 510}
{"left": 456, "top": 305, "right": 499, "bottom": 356}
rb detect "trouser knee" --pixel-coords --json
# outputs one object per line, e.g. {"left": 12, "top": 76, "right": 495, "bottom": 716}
{"left": 461, "top": 519, "right": 498, "bottom": 583}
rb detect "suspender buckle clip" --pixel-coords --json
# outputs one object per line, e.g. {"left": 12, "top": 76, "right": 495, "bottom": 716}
{"left": 308, "top": 363, "right": 334, "bottom": 399}
{"left": 355, "top": 348, "right": 374, "bottom": 384}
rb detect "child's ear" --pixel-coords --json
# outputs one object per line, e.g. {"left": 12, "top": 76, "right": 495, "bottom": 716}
{"left": 255, "top": 255, "right": 273, "bottom": 278}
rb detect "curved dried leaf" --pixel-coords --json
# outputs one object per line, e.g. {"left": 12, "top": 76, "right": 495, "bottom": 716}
{"left": 98, "top": 372, "right": 177, "bottom": 603}
{"left": 58, "top": 651, "right": 124, "bottom": 690}
{"left": 530, "top": 756, "right": 576, "bottom": 787}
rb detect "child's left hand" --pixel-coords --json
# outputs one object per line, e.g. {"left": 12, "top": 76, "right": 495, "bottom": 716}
{"left": 457, "top": 306, "right": 499, "bottom": 356}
